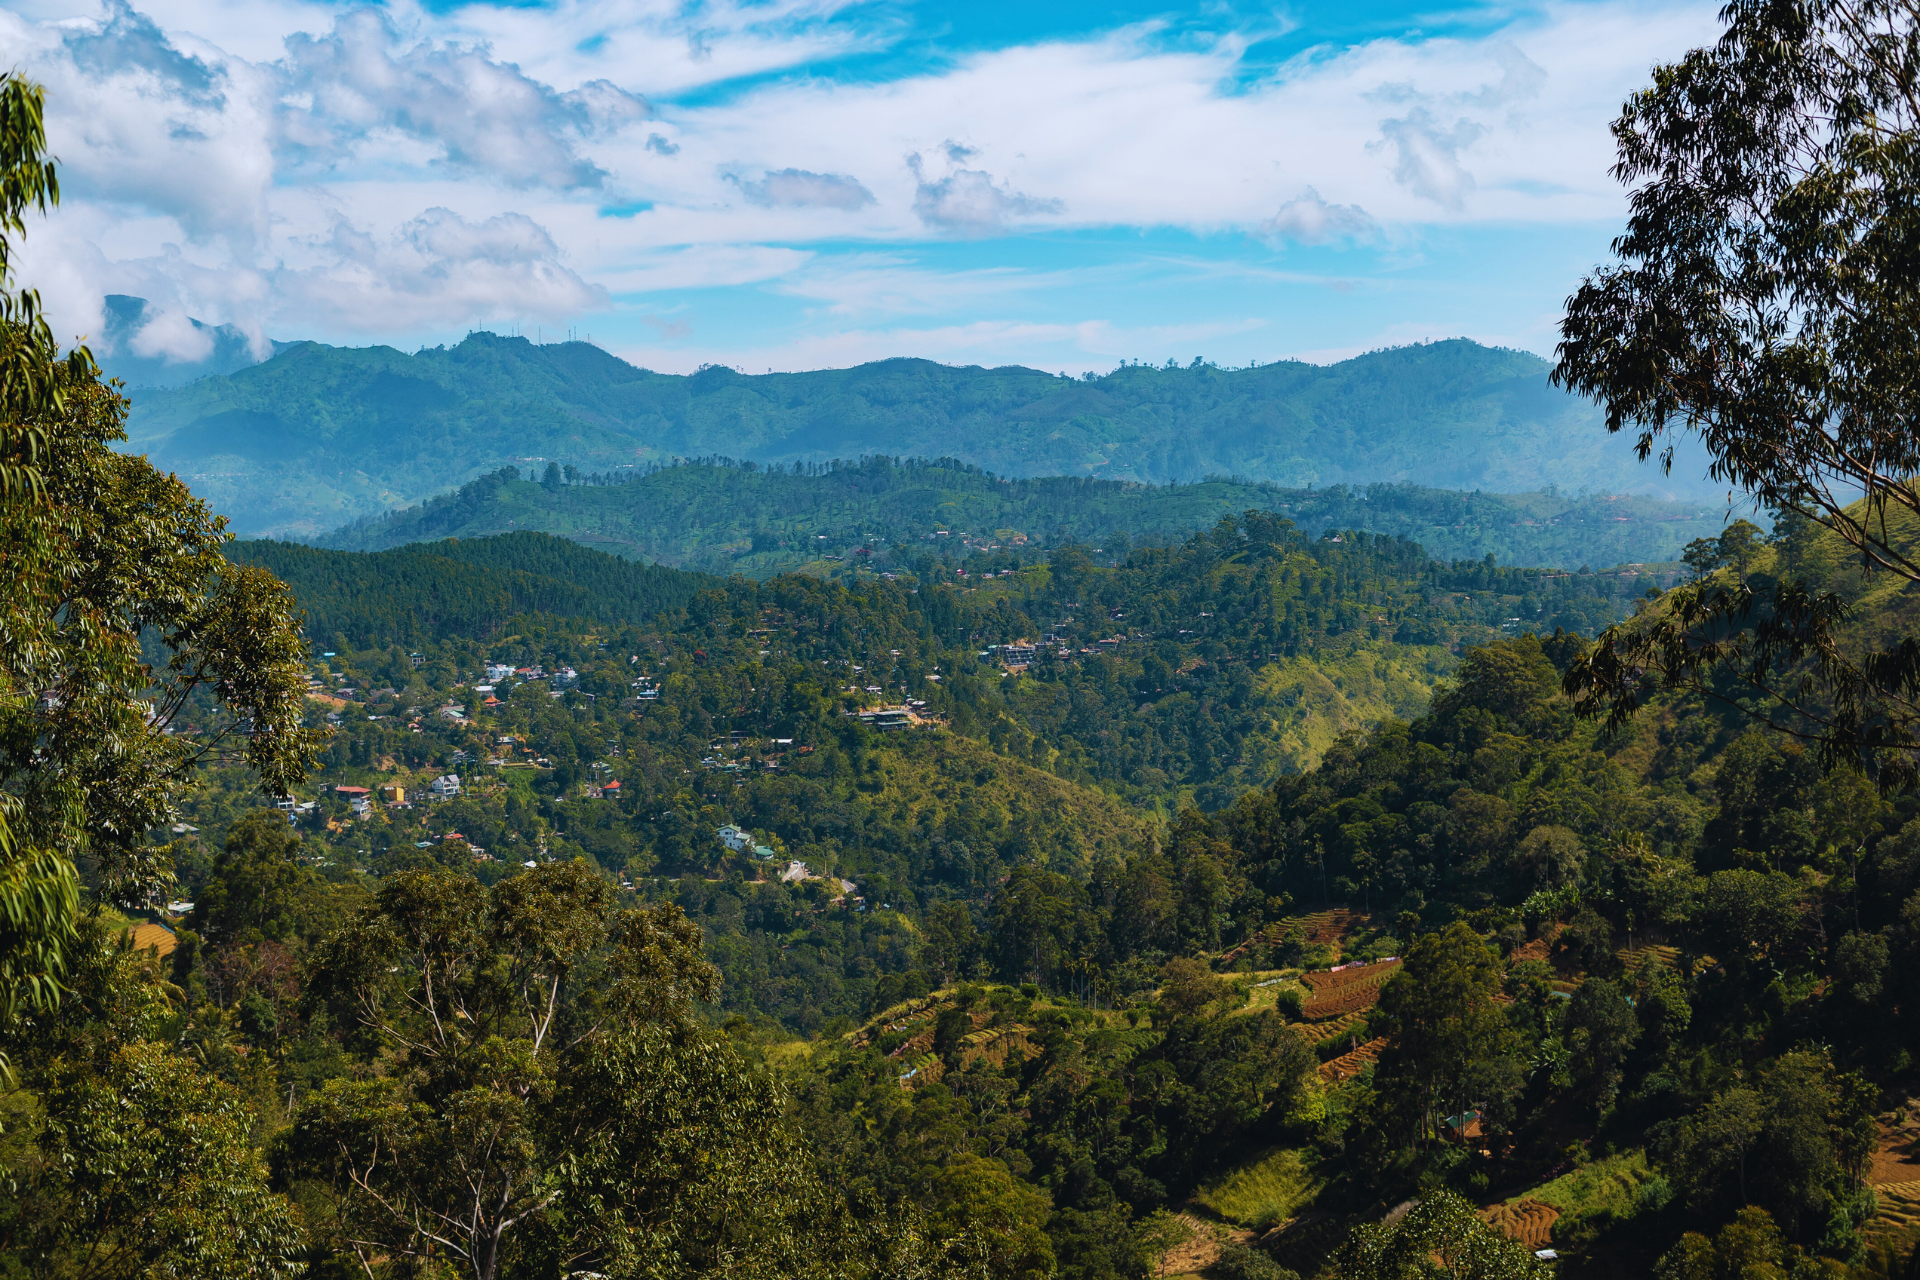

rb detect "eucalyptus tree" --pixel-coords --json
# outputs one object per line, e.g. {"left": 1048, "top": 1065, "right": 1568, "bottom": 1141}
{"left": 1555, "top": 0, "right": 1920, "bottom": 785}
{"left": 293, "top": 865, "right": 920, "bottom": 1280}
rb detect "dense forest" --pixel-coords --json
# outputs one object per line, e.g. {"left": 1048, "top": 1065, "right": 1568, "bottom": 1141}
{"left": 316, "top": 456, "right": 1721, "bottom": 577}
{"left": 61, "top": 502, "right": 1920, "bottom": 1280}
{"left": 119, "top": 335, "right": 1715, "bottom": 538}
{"left": 227, "top": 515, "right": 1661, "bottom": 813}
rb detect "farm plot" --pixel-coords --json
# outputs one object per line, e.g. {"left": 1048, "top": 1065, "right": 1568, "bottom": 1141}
{"left": 1479, "top": 1200, "right": 1559, "bottom": 1250}
{"left": 1318, "top": 1037, "right": 1386, "bottom": 1083}
{"left": 1301, "top": 959, "right": 1401, "bottom": 1020}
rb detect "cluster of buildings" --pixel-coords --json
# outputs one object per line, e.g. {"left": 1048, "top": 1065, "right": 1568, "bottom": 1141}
{"left": 852, "top": 705, "right": 924, "bottom": 730}
{"left": 329, "top": 774, "right": 460, "bottom": 818}
{"left": 981, "top": 631, "right": 1135, "bottom": 673}
{"left": 481, "top": 662, "right": 580, "bottom": 691}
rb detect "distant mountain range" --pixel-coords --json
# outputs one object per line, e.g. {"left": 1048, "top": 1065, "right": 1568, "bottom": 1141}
{"left": 119, "top": 332, "right": 1718, "bottom": 541}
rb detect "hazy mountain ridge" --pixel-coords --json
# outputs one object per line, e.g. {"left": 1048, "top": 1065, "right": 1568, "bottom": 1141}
{"left": 123, "top": 333, "right": 1715, "bottom": 540}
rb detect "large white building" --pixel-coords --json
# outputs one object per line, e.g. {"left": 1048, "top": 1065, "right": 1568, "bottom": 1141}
{"left": 716, "top": 824, "right": 776, "bottom": 858}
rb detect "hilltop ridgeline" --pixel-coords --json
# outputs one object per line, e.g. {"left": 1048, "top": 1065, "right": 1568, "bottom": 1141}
{"left": 122, "top": 333, "right": 1714, "bottom": 539}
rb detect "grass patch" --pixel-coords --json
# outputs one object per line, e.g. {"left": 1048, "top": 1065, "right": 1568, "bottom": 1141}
{"left": 1193, "top": 1148, "right": 1319, "bottom": 1231}
{"left": 761, "top": 1039, "right": 815, "bottom": 1069}
{"left": 1233, "top": 976, "right": 1307, "bottom": 1019}
{"left": 91, "top": 904, "right": 138, "bottom": 930}
{"left": 1517, "top": 1150, "right": 1657, "bottom": 1249}
{"left": 1519, "top": 1150, "right": 1650, "bottom": 1216}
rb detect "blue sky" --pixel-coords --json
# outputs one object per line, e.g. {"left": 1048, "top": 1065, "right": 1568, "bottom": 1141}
{"left": 1, "top": 0, "right": 1722, "bottom": 374}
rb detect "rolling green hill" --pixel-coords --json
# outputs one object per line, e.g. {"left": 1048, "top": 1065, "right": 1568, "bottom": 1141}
{"left": 319, "top": 456, "right": 1720, "bottom": 576}
{"left": 227, "top": 531, "right": 714, "bottom": 649}
{"left": 124, "top": 333, "right": 1714, "bottom": 539}
{"left": 229, "top": 518, "right": 1663, "bottom": 812}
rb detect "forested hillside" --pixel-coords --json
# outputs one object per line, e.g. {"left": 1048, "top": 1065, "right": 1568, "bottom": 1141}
{"left": 319, "top": 457, "right": 1721, "bottom": 577}
{"left": 231, "top": 531, "right": 714, "bottom": 647}
{"left": 230, "top": 517, "right": 1659, "bottom": 810}
{"left": 82, "top": 508, "right": 1920, "bottom": 1279}
{"left": 121, "top": 334, "right": 1714, "bottom": 538}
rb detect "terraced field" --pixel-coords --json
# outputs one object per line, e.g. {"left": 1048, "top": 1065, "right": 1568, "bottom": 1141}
{"left": 1480, "top": 1199, "right": 1559, "bottom": 1250}
{"left": 850, "top": 992, "right": 957, "bottom": 1050}
{"left": 1618, "top": 943, "right": 1680, "bottom": 977}
{"left": 1866, "top": 1179, "right": 1920, "bottom": 1246}
{"left": 1295, "top": 1010, "right": 1369, "bottom": 1045}
{"left": 1319, "top": 1037, "right": 1386, "bottom": 1083}
{"left": 955, "top": 1023, "right": 1035, "bottom": 1071}
{"left": 1301, "top": 959, "right": 1402, "bottom": 1020}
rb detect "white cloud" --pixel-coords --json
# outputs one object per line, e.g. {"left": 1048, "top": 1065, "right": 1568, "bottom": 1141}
{"left": 736, "top": 168, "right": 875, "bottom": 210}
{"left": 279, "top": 207, "right": 606, "bottom": 333}
{"left": 1262, "top": 188, "right": 1378, "bottom": 245}
{"left": 591, "top": 243, "right": 812, "bottom": 294}
{"left": 126, "top": 305, "right": 216, "bottom": 361}
{"left": 276, "top": 11, "right": 646, "bottom": 188}
{"left": 0, "top": 0, "right": 1727, "bottom": 361}
{"left": 1373, "top": 109, "right": 1486, "bottom": 209}
{"left": 12, "top": 1, "right": 275, "bottom": 250}
{"left": 775, "top": 255, "right": 1058, "bottom": 318}
{"left": 909, "top": 158, "right": 1062, "bottom": 235}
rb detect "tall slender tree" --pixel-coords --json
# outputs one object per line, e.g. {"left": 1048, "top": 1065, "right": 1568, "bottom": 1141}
{"left": 1555, "top": 0, "right": 1920, "bottom": 785}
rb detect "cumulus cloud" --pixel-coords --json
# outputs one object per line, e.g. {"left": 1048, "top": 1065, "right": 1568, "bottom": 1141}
{"left": 736, "top": 168, "right": 875, "bottom": 210}
{"left": 2, "top": 0, "right": 1727, "bottom": 362}
{"left": 65, "top": 0, "right": 221, "bottom": 106}
{"left": 909, "top": 158, "right": 1062, "bottom": 236}
{"left": 1261, "top": 188, "right": 1378, "bottom": 245}
{"left": 562, "top": 79, "right": 653, "bottom": 136}
{"left": 281, "top": 207, "right": 606, "bottom": 333}
{"left": 25, "top": 2, "right": 274, "bottom": 250}
{"left": 1374, "top": 109, "right": 1486, "bottom": 210}
{"left": 277, "top": 11, "right": 647, "bottom": 189}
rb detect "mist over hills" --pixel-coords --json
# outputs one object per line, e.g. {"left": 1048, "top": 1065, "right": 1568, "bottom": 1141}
{"left": 121, "top": 331, "right": 1716, "bottom": 540}
{"left": 95, "top": 295, "right": 280, "bottom": 389}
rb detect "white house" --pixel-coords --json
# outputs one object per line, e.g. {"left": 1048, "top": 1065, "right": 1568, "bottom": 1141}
{"left": 430, "top": 774, "right": 461, "bottom": 799}
{"left": 716, "top": 825, "right": 778, "bottom": 858}
{"left": 485, "top": 663, "right": 513, "bottom": 682}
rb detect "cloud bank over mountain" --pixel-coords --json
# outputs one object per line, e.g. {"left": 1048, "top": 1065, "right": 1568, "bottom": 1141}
{"left": 4, "top": 0, "right": 1721, "bottom": 375}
